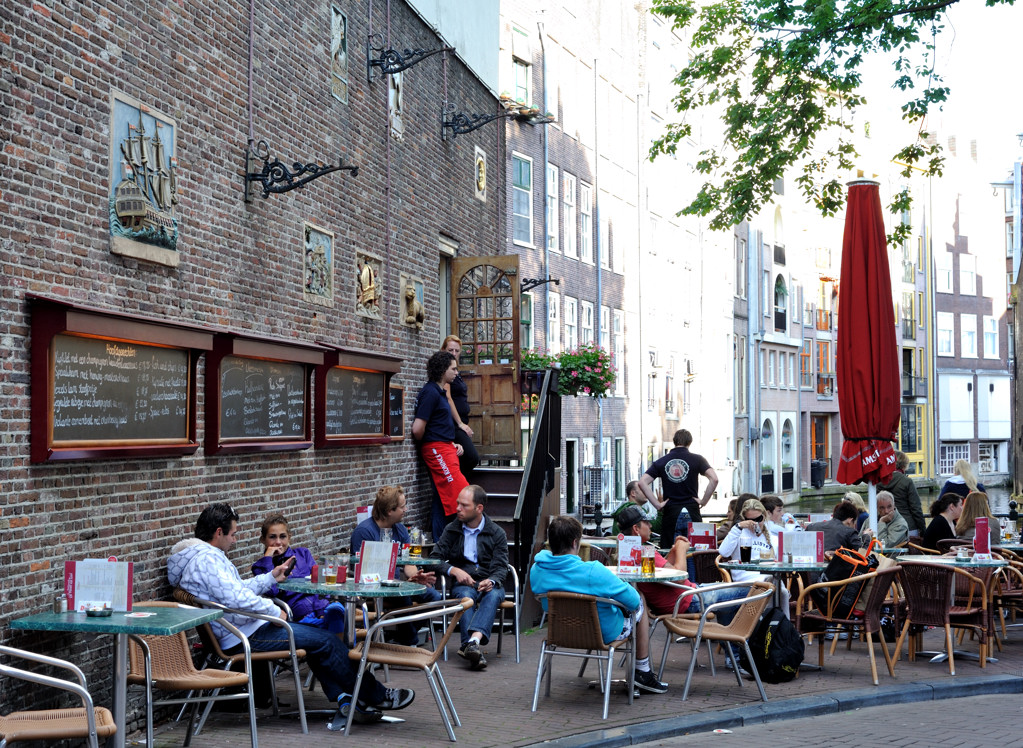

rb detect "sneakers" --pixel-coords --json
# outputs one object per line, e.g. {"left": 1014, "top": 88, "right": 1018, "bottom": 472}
{"left": 377, "top": 687, "right": 415, "bottom": 710}
{"left": 633, "top": 668, "right": 668, "bottom": 694}
{"left": 459, "top": 640, "right": 488, "bottom": 670}
{"left": 327, "top": 695, "right": 382, "bottom": 730}
{"left": 725, "top": 658, "right": 752, "bottom": 679}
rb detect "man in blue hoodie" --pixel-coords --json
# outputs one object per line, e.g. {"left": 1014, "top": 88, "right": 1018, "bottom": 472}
{"left": 530, "top": 515, "right": 668, "bottom": 694}
{"left": 168, "top": 503, "right": 414, "bottom": 727}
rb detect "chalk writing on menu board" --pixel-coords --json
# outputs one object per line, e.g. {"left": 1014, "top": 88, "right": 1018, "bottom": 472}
{"left": 51, "top": 334, "right": 190, "bottom": 443}
{"left": 219, "top": 356, "right": 307, "bottom": 440}
{"left": 389, "top": 386, "right": 404, "bottom": 438}
{"left": 324, "top": 368, "right": 385, "bottom": 435}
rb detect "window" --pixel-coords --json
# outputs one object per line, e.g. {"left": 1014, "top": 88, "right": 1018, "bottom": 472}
{"left": 936, "top": 251, "right": 953, "bottom": 293}
{"left": 665, "top": 357, "right": 675, "bottom": 414}
{"left": 900, "top": 404, "right": 920, "bottom": 453}
{"left": 612, "top": 310, "right": 625, "bottom": 396}
{"left": 939, "top": 443, "right": 970, "bottom": 475}
{"left": 1007, "top": 221, "right": 1015, "bottom": 260}
{"left": 511, "top": 153, "right": 532, "bottom": 245}
{"left": 759, "top": 349, "right": 766, "bottom": 386}
{"left": 763, "top": 270, "right": 771, "bottom": 318}
{"left": 768, "top": 350, "right": 776, "bottom": 386}
{"left": 599, "top": 305, "right": 610, "bottom": 350}
{"left": 647, "top": 370, "right": 657, "bottom": 411}
{"left": 979, "top": 442, "right": 998, "bottom": 473}
{"left": 735, "top": 236, "right": 747, "bottom": 298}
{"left": 614, "top": 437, "right": 626, "bottom": 500}
{"left": 789, "top": 352, "right": 796, "bottom": 389}
{"left": 546, "top": 165, "right": 559, "bottom": 252}
{"left": 599, "top": 196, "right": 610, "bottom": 269}
{"left": 579, "top": 183, "right": 593, "bottom": 264}
{"left": 520, "top": 292, "right": 534, "bottom": 350}
{"left": 563, "top": 172, "right": 577, "bottom": 257}
{"left": 937, "top": 312, "right": 954, "bottom": 356}
{"left": 917, "top": 236, "right": 924, "bottom": 269}
{"left": 983, "top": 316, "right": 999, "bottom": 358}
{"left": 564, "top": 296, "right": 578, "bottom": 352}
{"left": 960, "top": 313, "right": 977, "bottom": 358}
{"left": 580, "top": 301, "right": 594, "bottom": 345}
{"left": 513, "top": 59, "right": 530, "bottom": 106}
{"left": 917, "top": 292, "right": 924, "bottom": 327}
{"left": 800, "top": 340, "right": 813, "bottom": 387}
{"left": 547, "top": 292, "right": 561, "bottom": 354}
{"left": 734, "top": 335, "right": 746, "bottom": 414}
{"left": 959, "top": 254, "right": 976, "bottom": 295}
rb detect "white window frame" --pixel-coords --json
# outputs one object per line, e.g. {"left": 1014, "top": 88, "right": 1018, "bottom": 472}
{"left": 547, "top": 292, "right": 561, "bottom": 354}
{"left": 599, "top": 305, "right": 610, "bottom": 350}
{"left": 735, "top": 236, "right": 747, "bottom": 299}
{"left": 513, "top": 58, "right": 531, "bottom": 106}
{"left": 936, "top": 251, "right": 953, "bottom": 293}
{"left": 938, "top": 443, "right": 970, "bottom": 475}
{"left": 521, "top": 292, "right": 534, "bottom": 350}
{"left": 983, "top": 315, "right": 999, "bottom": 358}
{"left": 959, "top": 254, "right": 976, "bottom": 296}
{"left": 579, "top": 183, "right": 593, "bottom": 264}
{"left": 580, "top": 301, "right": 594, "bottom": 345}
{"left": 613, "top": 309, "right": 625, "bottom": 396}
{"left": 564, "top": 296, "right": 578, "bottom": 352}
{"left": 599, "top": 198, "right": 610, "bottom": 269}
{"left": 546, "top": 164, "right": 559, "bottom": 252}
{"left": 978, "top": 442, "right": 998, "bottom": 473}
{"left": 768, "top": 350, "right": 776, "bottom": 386}
{"left": 511, "top": 152, "right": 533, "bottom": 246}
{"left": 563, "top": 172, "right": 577, "bottom": 258}
{"left": 937, "top": 312, "right": 954, "bottom": 356}
{"left": 960, "top": 313, "right": 977, "bottom": 359}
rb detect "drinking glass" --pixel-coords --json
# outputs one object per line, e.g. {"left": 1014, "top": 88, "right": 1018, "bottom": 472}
{"left": 640, "top": 546, "right": 656, "bottom": 575}
{"left": 410, "top": 528, "right": 423, "bottom": 557}
{"left": 337, "top": 553, "right": 349, "bottom": 583}
{"left": 739, "top": 540, "right": 753, "bottom": 563}
{"left": 324, "top": 557, "right": 337, "bottom": 585}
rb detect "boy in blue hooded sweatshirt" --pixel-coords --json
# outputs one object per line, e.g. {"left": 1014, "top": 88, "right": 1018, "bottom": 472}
{"left": 530, "top": 515, "right": 668, "bottom": 694}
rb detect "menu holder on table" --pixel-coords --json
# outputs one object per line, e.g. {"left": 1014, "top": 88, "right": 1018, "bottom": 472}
{"left": 974, "top": 516, "right": 991, "bottom": 558}
{"left": 355, "top": 541, "right": 398, "bottom": 583}
{"left": 65, "top": 560, "right": 133, "bottom": 612}
{"left": 687, "top": 522, "right": 717, "bottom": 549}
{"left": 807, "top": 513, "right": 832, "bottom": 525}
{"left": 778, "top": 531, "right": 824, "bottom": 563}
{"left": 617, "top": 535, "right": 643, "bottom": 575}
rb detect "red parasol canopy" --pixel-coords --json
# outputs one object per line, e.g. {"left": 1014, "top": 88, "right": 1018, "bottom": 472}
{"left": 835, "top": 180, "right": 901, "bottom": 486}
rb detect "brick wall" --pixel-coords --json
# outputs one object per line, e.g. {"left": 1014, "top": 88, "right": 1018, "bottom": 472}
{"left": 0, "top": 0, "right": 502, "bottom": 721}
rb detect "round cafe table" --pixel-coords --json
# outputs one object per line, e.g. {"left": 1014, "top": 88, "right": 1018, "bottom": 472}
{"left": 611, "top": 565, "right": 688, "bottom": 583}
{"left": 721, "top": 559, "right": 828, "bottom": 608}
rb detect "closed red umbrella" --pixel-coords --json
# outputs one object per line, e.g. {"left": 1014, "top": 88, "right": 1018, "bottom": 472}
{"left": 835, "top": 180, "right": 901, "bottom": 528}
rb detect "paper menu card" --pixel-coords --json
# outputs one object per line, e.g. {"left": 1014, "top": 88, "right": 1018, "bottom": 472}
{"left": 777, "top": 531, "right": 824, "bottom": 562}
{"left": 64, "top": 560, "right": 133, "bottom": 612}
{"left": 355, "top": 540, "right": 398, "bottom": 583}
{"left": 617, "top": 535, "right": 643, "bottom": 574}
{"left": 687, "top": 522, "right": 717, "bottom": 549}
{"left": 974, "top": 517, "right": 990, "bottom": 555}
{"left": 807, "top": 514, "right": 832, "bottom": 525}
{"left": 356, "top": 505, "right": 372, "bottom": 528}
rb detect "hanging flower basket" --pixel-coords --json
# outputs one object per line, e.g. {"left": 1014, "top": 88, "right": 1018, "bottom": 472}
{"left": 521, "top": 345, "right": 616, "bottom": 399}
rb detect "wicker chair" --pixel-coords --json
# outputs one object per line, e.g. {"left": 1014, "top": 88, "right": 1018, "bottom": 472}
{"left": 690, "top": 550, "right": 726, "bottom": 584}
{"left": 127, "top": 601, "right": 257, "bottom": 748}
{"left": 532, "top": 592, "right": 636, "bottom": 720}
{"left": 714, "top": 555, "right": 733, "bottom": 582}
{"left": 795, "top": 566, "right": 901, "bottom": 685}
{"left": 907, "top": 541, "right": 940, "bottom": 555}
{"left": 894, "top": 561, "right": 990, "bottom": 675}
{"left": 495, "top": 564, "right": 521, "bottom": 663}
{"left": 654, "top": 581, "right": 774, "bottom": 701}
{"left": 345, "top": 598, "right": 472, "bottom": 741}
{"left": 936, "top": 538, "right": 972, "bottom": 554}
{"left": 172, "top": 588, "right": 308, "bottom": 735}
{"left": 0, "top": 645, "right": 117, "bottom": 748}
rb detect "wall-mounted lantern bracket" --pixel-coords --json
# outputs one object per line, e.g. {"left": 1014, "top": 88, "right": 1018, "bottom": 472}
{"left": 366, "top": 33, "right": 454, "bottom": 80}
{"left": 441, "top": 102, "right": 556, "bottom": 142}
{"left": 520, "top": 277, "right": 560, "bottom": 293}
{"left": 244, "top": 139, "right": 358, "bottom": 202}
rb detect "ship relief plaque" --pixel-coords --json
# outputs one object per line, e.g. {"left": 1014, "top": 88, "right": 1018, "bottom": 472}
{"left": 109, "top": 92, "right": 179, "bottom": 266}
{"left": 304, "top": 223, "right": 334, "bottom": 307}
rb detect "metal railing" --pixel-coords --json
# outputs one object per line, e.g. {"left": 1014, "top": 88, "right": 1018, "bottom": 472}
{"left": 901, "top": 318, "right": 916, "bottom": 340}
{"left": 901, "top": 375, "right": 927, "bottom": 397}
{"left": 816, "top": 372, "right": 835, "bottom": 397}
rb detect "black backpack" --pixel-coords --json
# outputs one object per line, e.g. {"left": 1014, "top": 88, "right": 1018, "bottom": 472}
{"left": 738, "top": 607, "right": 804, "bottom": 683}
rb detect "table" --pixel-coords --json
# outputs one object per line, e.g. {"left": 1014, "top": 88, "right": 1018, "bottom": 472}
{"left": 721, "top": 559, "right": 829, "bottom": 608}
{"left": 397, "top": 555, "right": 444, "bottom": 566}
{"left": 611, "top": 565, "right": 688, "bottom": 583}
{"left": 876, "top": 547, "right": 908, "bottom": 556}
{"left": 581, "top": 537, "right": 619, "bottom": 548}
{"left": 11, "top": 606, "right": 222, "bottom": 748}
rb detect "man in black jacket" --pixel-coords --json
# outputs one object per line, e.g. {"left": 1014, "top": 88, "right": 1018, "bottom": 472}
{"left": 432, "top": 484, "right": 508, "bottom": 670}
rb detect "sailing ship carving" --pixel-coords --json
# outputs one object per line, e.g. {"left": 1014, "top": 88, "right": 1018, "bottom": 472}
{"left": 111, "top": 107, "right": 178, "bottom": 250}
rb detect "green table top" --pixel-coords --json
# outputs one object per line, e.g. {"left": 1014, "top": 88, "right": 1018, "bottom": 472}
{"left": 279, "top": 579, "right": 426, "bottom": 598}
{"left": 995, "top": 543, "right": 1023, "bottom": 552}
{"left": 581, "top": 537, "right": 619, "bottom": 548}
{"left": 876, "top": 547, "right": 908, "bottom": 556}
{"left": 899, "top": 555, "right": 1008, "bottom": 568}
{"left": 10, "top": 606, "right": 222, "bottom": 636}
{"left": 721, "top": 560, "right": 829, "bottom": 573}
{"left": 612, "top": 566, "right": 688, "bottom": 582}
{"left": 397, "top": 556, "right": 444, "bottom": 567}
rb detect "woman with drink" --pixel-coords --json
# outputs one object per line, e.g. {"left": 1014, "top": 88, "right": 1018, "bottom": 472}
{"left": 719, "top": 498, "right": 789, "bottom": 615}
{"left": 251, "top": 514, "right": 347, "bottom": 635}
{"left": 954, "top": 491, "right": 999, "bottom": 547}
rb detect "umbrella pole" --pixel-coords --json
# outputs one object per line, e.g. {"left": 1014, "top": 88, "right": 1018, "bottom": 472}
{"left": 868, "top": 482, "right": 877, "bottom": 535}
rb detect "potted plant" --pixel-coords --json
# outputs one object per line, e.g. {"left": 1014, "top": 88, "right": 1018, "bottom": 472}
{"left": 555, "top": 343, "right": 616, "bottom": 398}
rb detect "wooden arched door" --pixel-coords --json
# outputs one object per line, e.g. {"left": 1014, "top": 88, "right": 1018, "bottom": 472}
{"left": 451, "top": 255, "right": 520, "bottom": 460}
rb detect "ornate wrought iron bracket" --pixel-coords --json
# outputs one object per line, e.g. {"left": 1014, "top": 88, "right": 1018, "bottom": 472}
{"left": 243, "top": 139, "right": 358, "bottom": 201}
{"left": 441, "top": 102, "right": 556, "bottom": 141}
{"left": 366, "top": 34, "right": 453, "bottom": 80}
{"left": 521, "top": 277, "right": 560, "bottom": 293}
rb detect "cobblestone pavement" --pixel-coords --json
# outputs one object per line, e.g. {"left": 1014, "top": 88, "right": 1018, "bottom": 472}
{"left": 638, "top": 694, "right": 1023, "bottom": 747}
{"left": 140, "top": 620, "right": 1023, "bottom": 748}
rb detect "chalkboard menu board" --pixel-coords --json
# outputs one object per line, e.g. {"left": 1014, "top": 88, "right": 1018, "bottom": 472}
{"left": 219, "top": 356, "right": 307, "bottom": 440}
{"left": 51, "top": 334, "right": 191, "bottom": 444}
{"left": 324, "top": 368, "right": 385, "bottom": 436}
{"left": 389, "top": 385, "right": 405, "bottom": 439}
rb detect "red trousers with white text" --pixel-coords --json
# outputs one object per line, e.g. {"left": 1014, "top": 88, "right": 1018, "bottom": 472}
{"left": 421, "top": 441, "right": 469, "bottom": 515}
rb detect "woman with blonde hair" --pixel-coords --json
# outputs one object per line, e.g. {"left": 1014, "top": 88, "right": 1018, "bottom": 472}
{"left": 955, "top": 491, "right": 999, "bottom": 547}
{"left": 719, "top": 498, "right": 789, "bottom": 616}
{"left": 843, "top": 492, "right": 869, "bottom": 532}
{"left": 939, "top": 459, "right": 985, "bottom": 499}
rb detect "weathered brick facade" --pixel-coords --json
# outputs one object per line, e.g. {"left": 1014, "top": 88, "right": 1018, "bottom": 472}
{"left": 0, "top": 0, "right": 502, "bottom": 719}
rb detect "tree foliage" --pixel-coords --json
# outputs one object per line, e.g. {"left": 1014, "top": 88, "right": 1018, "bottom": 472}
{"left": 649, "top": 0, "right": 1012, "bottom": 244}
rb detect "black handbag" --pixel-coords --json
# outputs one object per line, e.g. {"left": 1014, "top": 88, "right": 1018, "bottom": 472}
{"left": 812, "top": 547, "right": 878, "bottom": 619}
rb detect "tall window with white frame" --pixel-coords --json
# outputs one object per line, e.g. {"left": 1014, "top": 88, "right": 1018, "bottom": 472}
{"left": 580, "top": 301, "right": 594, "bottom": 345}
{"left": 612, "top": 309, "right": 625, "bottom": 396}
{"left": 579, "top": 183, "right": 593, "bottom": 264}
{"left": 547, "top": 292, "right": 561, "bottom": 354}
{"left": 599, "top": 305, "right": 610, "bottom": 350}
{"left": 563, "top": 172, "right": 577, "bottom": 258}
{"left": 512, "top": 153, "right": 532, "bottom": 246}
{"left": 936, "top": 312, "right": 954, "bottom": 356}
{"left": 564, "top": 296, "right": 578, "bottom": 352}
{"left": 665, "top": 356, "right": 675, "bottom": 415}
{"left": 960, "top": 313, "right": 977, "bottom": 358}
{"left": 959, "top": 254, "right": 976, "bottom": 295}
{"left": 983, "top": 315, "right": 998, "bottom": 358}
{"left": 936, "top": 251, "right": 953, "bottom": 293}
{"left": 546, "top": 164, "right": 559, "bottom": 252}
{"left": 521, "top": 292, "right": 534, "bottom": 350}
{"left": 939, "top": 443, "right": 970, "bottom": 475}
{"left": 735, "top": 235, "right": 747, "bottom": 298}
{"left": 599, "top": 195, "right": 610, "bottom": 269}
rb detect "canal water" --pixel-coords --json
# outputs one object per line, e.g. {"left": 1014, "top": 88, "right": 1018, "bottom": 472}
{"left": 790, "top": 484, "right": 1015, "bottom": 516}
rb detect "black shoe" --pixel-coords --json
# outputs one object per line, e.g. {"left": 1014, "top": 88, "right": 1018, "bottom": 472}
{"left": 327, "top": 694, "right": 382, "bottom": 730}
{"left": 377, "top": 687, "right": 415, "bottom": 710}
{"left": 459, "top": 640, "right": 487, "bottom": 670}
{"left": 633, "top": 669, "right": 668, "bottom": 694}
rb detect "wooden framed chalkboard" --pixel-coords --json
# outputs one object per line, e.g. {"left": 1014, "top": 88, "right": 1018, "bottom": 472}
{"left": 30, "top": 296, "right": 211, "bottom": 463}
{"left": 315, "top": 347, "right": 402, "bottom": 447}
{"left": 389, "top": 385, "right": 405, "bottom": 440}
{"left": 205, "top": 334, "right": 323, "bottom": 455}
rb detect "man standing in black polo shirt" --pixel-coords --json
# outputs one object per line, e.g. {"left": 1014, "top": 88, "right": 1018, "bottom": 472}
{"left": 639, "top": 429, "right": 718, "bottom": 549}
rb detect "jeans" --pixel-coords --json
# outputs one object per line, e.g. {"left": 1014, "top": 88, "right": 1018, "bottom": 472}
{"left": 686, "top": 584, "right": 752, "bottom": 627}
{"left": 389, "top": 586, "right": 444, "bottom": 645}
{"left": 451, "top": 584, "right": 504, "bottom": 645}
{"left": 232, "top": 621, "right": 385, "bottom": 705}
{"left": 298, "top": 601, "right": 346, "bottom": 636}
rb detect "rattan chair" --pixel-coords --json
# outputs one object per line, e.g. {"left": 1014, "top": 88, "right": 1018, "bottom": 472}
{"left": 0, "top": 645, "right": 117, "bottom": 748}
{"left": 532, "top": 592, "right": 637, "bottom": 720}
{"left": 714, "top": 555, "right": 733, "bottom": 582}
{"left": 795, "top": 566, "right": 901, "bottom": 684}
{"left": 655, "top": 581, "right": 774, "bottom": 701}
{"left": 345, "top": 598, "right": 472, "bottom": 741}
{"left": 894, "top": 561, "right": 990, "bottom": 675}
{"left": 690, "top": 550, "right": 727, "bottom": 584}
{"left": 907, "top": 541, "right": 940, "bottom": 555}
{"left": 936, "top": 538, "right": 972, "bottom": 554}
{"left": 172, "top": 588, "right": 308, "bottom": 734}
{"left": 127, "top": 601, "right": 257, "bottom": 748}
{"left": 495, "top": 563, "right": 521, "bottom": 663}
